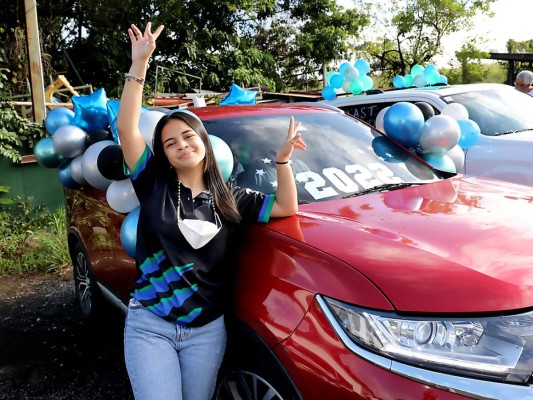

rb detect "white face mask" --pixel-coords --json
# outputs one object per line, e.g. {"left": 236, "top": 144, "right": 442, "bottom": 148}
{"left": 176, "top": 182, "right": 221, "bottom": 249}
{"left": 178, "top": 211, "right": 221, "bottom": 249}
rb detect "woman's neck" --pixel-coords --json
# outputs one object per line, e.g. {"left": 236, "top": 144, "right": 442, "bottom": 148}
{"left": 176, "top": 169, "right": 206, "bottom": 197}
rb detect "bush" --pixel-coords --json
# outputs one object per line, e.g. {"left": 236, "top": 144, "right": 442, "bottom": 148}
{"left": 0, "top": 196, "right": 70, "bottom": 275}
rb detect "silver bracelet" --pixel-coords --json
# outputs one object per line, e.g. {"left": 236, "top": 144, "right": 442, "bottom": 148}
{"left": 124, "top": 72, "right": 145, "bottom": 85}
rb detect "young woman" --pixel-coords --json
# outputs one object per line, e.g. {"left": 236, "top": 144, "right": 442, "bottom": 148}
{"left": 116, "top": 22, "right": 305, "bottom": 400}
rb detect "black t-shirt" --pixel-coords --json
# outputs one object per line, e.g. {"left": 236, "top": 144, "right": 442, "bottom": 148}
{"left": 128, "top": 147, "right": 275, "bottom": 326}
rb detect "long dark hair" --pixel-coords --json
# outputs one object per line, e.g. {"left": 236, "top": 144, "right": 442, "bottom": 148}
{"left": 152, "top": 112, "right": 242, "bottom": 224}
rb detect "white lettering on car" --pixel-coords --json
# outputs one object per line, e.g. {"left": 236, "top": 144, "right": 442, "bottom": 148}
{"left": 296, "top": 165, "right": 402, "bottom": 200}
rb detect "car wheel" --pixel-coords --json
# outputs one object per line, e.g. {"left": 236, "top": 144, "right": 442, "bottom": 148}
{"left": 72, "top": 241, "right": 101, "bottom": 319}
{"left": 216, "top": 370, "right": 284, "bottom": 400}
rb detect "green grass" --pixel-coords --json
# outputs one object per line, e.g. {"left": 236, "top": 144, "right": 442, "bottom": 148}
{"left": 0, "top": 197, "right": 70, "bottom": 275}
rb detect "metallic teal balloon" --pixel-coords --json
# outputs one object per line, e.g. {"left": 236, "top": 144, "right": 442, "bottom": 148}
{"left": 209, "top": 135, "right": 234, "bottom": 182}
{"left": 422, "top": 153, "right": 456, "bottom": 173}
{"left": 34, "top": 137, "right": 66, "bottom": 168}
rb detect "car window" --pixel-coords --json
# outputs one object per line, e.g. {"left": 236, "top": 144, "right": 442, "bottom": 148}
{"left": 444, "top": 89, "right": 533, "bottom": 136}
{"left": 339, "top": 100, "right": 439, "bottom": 127}
{"left": 338, "top": 102, "right": 383, "bottom": 125}
{"left": 203, "top": 112, "right": 440, "bottom": 204}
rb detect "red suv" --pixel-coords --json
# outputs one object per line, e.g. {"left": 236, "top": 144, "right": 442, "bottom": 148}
{"left": 65, "top": 103, "right": 533, "bottom": 399}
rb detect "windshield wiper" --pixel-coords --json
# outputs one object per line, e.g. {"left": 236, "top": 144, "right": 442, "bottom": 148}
{"left": 493, "top": 128, "right": 533, "bottom": 136}
{"left": 343, "top": 182, "right": 419, "bottom": 199}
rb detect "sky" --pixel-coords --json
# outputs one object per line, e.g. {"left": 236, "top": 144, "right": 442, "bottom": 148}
{"left": 337, "top": 0, "right": 531, "bottom": 67}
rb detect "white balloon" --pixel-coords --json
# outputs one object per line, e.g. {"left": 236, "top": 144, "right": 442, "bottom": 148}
{"left": 419, "top": 115, "right": 461, "bottom": 154}
{"left": 82, "top": 140, "right": 115, "bottom": 190}
{"left": 413, "top": 74, "right": 427, "bottom": 88}
{"left": 441, "top": 103, "right": 469, "bottom": 120}
{"left": 53, "top": 124, "right": 87, "bottom": 158}
{"left": 106, "top": 179, "right": 140, "bottom": 214}
{"left": 70, "top": 154, "right": 87, "bottom": 185}
{"left": 341, "top": 79, "right": 352, "bottom": 93}
{"left": 447, "top": 144, "right": 466, "bottom": 172}
{"left": 375, "top": 106, "right": 390, "bottom": 132}
{"left": 139, "top": 111, "right": 166, "bottom": 152}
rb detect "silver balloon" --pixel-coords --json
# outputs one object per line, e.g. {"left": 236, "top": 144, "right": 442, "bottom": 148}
{"left": 139, "top": 110, "right": 166, "bottom": 152}
{"left": 419, "top": 115, "right": 460, "bottom": 155}
{"left": 82, "top": 140, "right": 115, "bottom": 190}
{"left": 106, "top": 179, "right": 140, "bottom": 214}
{"left": 53, "top": 124, "right": 87, "bottom": 158}
{"left": 375, "top": 106, "right": 389, "bottom": 132}
{"left": 447, "top": 144, "right": 466, "bottom": 172}
{"left": 441, "top": 103, "right": 469, "bottom": 120}
{"left": 70, "top": 154, "right": 87, "bottom": 185}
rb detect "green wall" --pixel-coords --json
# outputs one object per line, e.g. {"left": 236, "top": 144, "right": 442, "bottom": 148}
{"left": 0, "top": 158, "right": 64, "bottom": 210}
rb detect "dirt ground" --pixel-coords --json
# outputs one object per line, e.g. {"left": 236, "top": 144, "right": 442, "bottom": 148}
{"left": 0, "top": 269, "right": 134, "bottom": 400}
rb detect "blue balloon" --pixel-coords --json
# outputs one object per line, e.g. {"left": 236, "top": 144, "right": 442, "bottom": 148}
{"left": 33, "top": 137, "right": 66, "bottom": 168}
{"left": 383, "top": 102, "right": 425, "bottom": 147}
{"left": 120, "top": 207, "right": 140, "bottom": 259}
{"left": 219, "top": 83, "right": 258, "bottom": 105}
{"left": 438, "top": 74, "right": 448, "bottom": 85}
{"left": 45, "top": 107, "right": 75, "bottom": 135}
{"left": 425, "top": 64, "right": 438, "bottom": 74}
{"left": 330, "top": 73, "right": 344, "bottom": 89}
{"left": 424, "top": 68, "right": 440, "bottom": 85}
{"left": 392, "top": 76, "right": 405, "bottom": 89}
{"left": 326, "top": 71, "right": 337, "bottom": 84}
{"left": 355, "top": 59, "right": 370, "bottom": 75}
{"left": 338, "top": 62, "right": 352, "bottom": 75}
{"left": 457, "top": 119, "right": 481, "bottom": 149}
{"left": 371, "top": 136, "right": 409, "bottom": 163}
{"left": 321, "top": 85, "right": 337, "bottom": 100}
{"left": 106, "top": 100, "right": 120, "bottom": 142}
{"left": 422, "top": 153, "right": 456, "bottom": 173}
{"left": 58, "top": 160, "right": 81, "bottom": 189}
{"left": 72, "top": 88, "right": 109, "bottom": 132}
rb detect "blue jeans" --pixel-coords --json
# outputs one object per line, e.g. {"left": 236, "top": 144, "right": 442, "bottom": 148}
{"left": 124, "top": 298, "right": 226, "bottom": 400}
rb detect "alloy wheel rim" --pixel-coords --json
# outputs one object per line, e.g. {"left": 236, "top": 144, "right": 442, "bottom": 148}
{"left": 216, "top": 370, "right": 283, "bottom": 400}
{"left": 74, "top": 251, "right": 92, "bottom": 314}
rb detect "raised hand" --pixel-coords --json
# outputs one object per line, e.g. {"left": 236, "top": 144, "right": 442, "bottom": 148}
{"left": 128, "top": 22, "right": 164, "bottom": 64}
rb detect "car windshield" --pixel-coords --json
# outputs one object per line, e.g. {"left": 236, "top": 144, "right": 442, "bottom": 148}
{"left": 443, "top": 88, "right": 533, "bottom": 136}
{"left": 203, "top": 112, "right": 440, "bottom": 204}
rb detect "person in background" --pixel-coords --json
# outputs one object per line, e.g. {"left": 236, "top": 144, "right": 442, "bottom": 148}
{"left": 514, "top": 70, "right": 533, "bottom": 96}
{"left": 116, "top": 22, "right": 306, "bottom": 400}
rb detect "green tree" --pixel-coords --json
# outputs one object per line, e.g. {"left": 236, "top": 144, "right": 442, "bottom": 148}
{"left": 449, "top": 43, "right": 489, "bottom": 84}
{"left": 355, "top": 0, "right": 495, "bottom": 80}
{"left": 0, "top": 0, "right": 369, "bottom": 96}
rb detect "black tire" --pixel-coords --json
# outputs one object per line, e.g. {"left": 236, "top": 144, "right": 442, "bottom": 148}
{"left": 72, "top": 241, "right": 102, "bottom": 319}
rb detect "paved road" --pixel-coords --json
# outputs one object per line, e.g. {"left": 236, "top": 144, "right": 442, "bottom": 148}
{"left": 0, "top": 273, "right": 134, "bottom": 400}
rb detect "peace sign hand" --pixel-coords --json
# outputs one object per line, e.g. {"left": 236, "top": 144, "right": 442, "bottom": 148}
{"left": 128, "top": 22, "right": 164, "bottom": 63}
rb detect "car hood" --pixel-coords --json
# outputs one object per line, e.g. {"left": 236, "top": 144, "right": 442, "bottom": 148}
{"left": 289, "top": 177, "right": 533, "bottom": 313}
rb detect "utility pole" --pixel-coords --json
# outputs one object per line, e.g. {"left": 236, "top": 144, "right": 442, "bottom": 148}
{"left": 24, "top": 0, "right": 46, "bottom": 125}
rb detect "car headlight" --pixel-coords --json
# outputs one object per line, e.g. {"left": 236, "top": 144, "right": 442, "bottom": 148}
{"left": 323, "top": 296, "right": 533, "bottom": 384}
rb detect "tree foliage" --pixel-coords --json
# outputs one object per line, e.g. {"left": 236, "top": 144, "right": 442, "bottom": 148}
{"left": 355, "top": 0, "right": 495, "bottom": 80}
{"left": 0, "top": 0, "right": 368, "bottom": 96}
{"left": 447, "top": 42, "right": 489, "bottom": 84}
